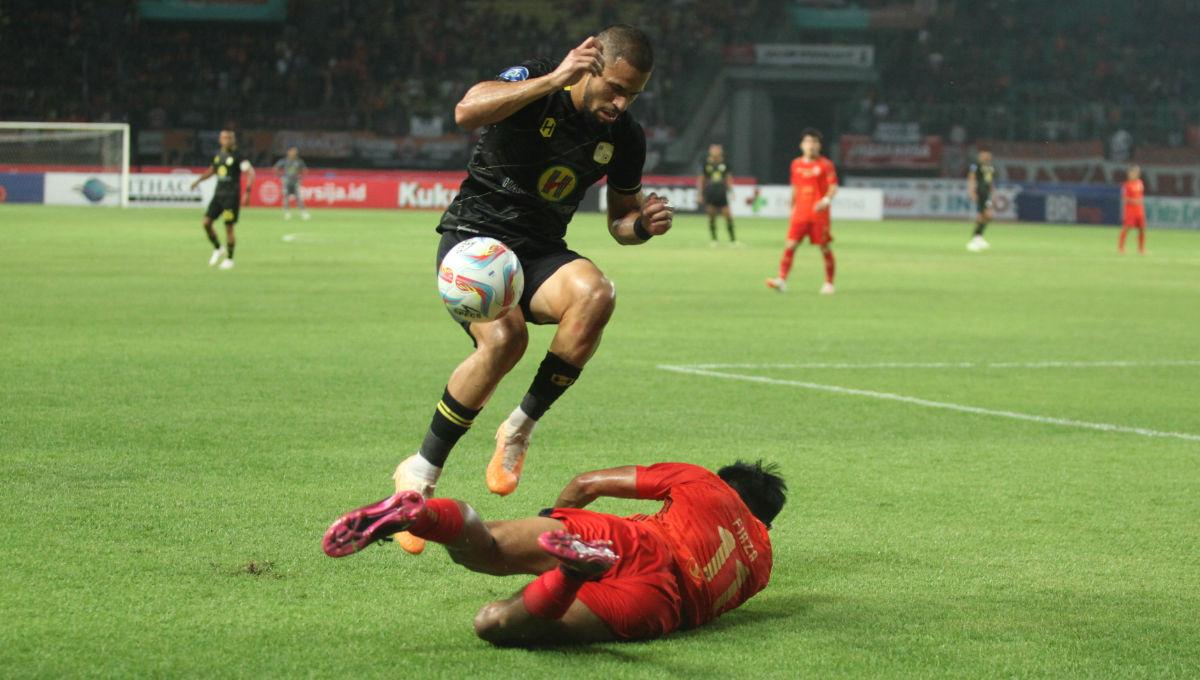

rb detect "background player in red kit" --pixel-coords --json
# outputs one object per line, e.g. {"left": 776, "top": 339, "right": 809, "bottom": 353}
{"left": 1119, "top": 165, "right": 1147, "bottom": 254}
{"left": 768, "top": 128, "right": 839, "bottom": 294}
{"left": 323, "top": 460, "right": 786, "bottom": 645}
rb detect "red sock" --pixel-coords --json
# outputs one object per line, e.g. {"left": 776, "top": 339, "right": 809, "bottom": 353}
{"left": 778, "top": 249, "right": 795, "bottom": 280}
{"left": 822, "top": 249, "right": 836, "bottom": 284}
{"left": 406, "top": 498, "right": 464, "bottom": 543}
{"left": 1118, "top": 226, "right": 1129, "bottom": 251}
{"left": 522, "top": 567, "right": 585, "bottom": 620}
{"left": 1137, "top": 227, "right": 1145, "bottom": 252}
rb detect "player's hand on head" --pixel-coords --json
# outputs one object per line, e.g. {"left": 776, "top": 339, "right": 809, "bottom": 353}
{"left": 551, "top": 36, "right": 605, "bottom": 88}
{"left": 641, "top": 192, "right": 674, "bottom": 236}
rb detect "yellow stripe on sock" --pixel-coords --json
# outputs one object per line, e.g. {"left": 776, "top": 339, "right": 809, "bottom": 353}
{"left": 437, "top": 401, "right": 473, "bottom": 428}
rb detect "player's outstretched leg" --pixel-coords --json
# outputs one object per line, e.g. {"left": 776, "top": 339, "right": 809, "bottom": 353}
{"left": 487, "top": 261, "right": 614, "bottom": 496}
{"left": 473, "top": 531, "right": 618, "bottom": 646}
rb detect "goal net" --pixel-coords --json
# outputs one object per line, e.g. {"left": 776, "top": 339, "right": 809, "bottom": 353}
{"left": 0, "top": 122, "right": 131, "bottom": 207}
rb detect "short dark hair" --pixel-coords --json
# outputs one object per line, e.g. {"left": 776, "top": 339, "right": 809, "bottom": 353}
{"left": 717, "top": 460, "right": 787, "bottom": 528}
{"left": 596, "top": 24, "right": 654, "bottom": 72}
{"left": 801, "top": 128, "right": 823, "bottom": 143}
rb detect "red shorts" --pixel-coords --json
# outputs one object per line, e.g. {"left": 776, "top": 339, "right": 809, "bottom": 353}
{"left": 1123, "top": 213, "right": 1146, "bottom": 228}
{"left": 788, "top": 216, "right": 832, "bottom": 245}
{"left": 550, "top": 508, "right": 682, "bottom": 639}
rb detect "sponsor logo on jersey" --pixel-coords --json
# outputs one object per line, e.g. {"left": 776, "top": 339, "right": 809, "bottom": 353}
{"left": 593, "top": 142, "right": 613, "bottom": 164}
{"left": 537, "top": 165, "right": 577, "bottom": 202}
{"left": 498, "top": 66, "right": 530, "bottom": 82}
{"left": 540, "top": 117, "right": 557, "bottom": 138}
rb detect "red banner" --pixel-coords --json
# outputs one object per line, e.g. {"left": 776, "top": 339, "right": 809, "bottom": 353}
{"left": 839, "top": 134, "right": 942, "bottom": 170}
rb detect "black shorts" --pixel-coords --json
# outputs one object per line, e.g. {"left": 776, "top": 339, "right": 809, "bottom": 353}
{"left": 205, "top": 194, "right": 240, "bottom": 224}
{"left": 703, "top": 185, "right": 728, "bottom": 208}
{"left": 976, "top": 196, "right": 993, "bottom": 214}
{"left": 436, "top": 229, "right": 586, "bottom": 335}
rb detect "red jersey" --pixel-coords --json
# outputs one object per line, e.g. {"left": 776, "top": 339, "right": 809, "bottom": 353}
{"left": 631, "top": 463, "right": 773, "bottom": 629}
{"left": 1123, "top": 179, "right": 1145, "bottom": 216}
{"left": 791, "top": 155, "right": 838, "bottom": 222}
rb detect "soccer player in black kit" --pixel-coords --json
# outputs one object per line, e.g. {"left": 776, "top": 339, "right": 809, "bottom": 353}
{"left": 190, "top": 129, "right": 255, "bottom": 269}
{"left": 966, "top": 149, "right": 994, "bottom": 252}
{"left": 388, "top": 25, "right": 674, "bottom": 554}
{"left": 698, "top": 143, "right": 736, "bottom": 245}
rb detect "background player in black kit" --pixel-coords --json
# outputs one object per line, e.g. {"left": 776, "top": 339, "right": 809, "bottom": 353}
{"left": 190, "top": 129, "right": 254, "bottom": 269}
{"left": 389, "top": 25, "right": 673, "bottom": 555}
{"left": 698, "top": 143, "right": 737, "bottom": 245}
{"left": 966, "top": 149, "right": 995, "bottom": 252}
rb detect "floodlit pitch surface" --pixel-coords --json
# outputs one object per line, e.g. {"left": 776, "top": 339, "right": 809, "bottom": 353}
{"left": 2, "top": 205, "right": 1198, "bottom": 678}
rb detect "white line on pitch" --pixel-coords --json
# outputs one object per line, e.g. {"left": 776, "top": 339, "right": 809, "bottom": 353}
{"left": 681, "top": 360, "right": 1200, "bottom": 370}
{"left": 657, "top": 364, "right": 1200, "bottom": 443}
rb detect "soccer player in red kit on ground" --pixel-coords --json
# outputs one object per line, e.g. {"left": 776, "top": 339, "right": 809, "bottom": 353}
{"left": 323, "top": 460, "right": 786, "bottom": 645}
{"left": 1119, "top": 165, "right": 1147, "bottom": 254}
{"left": 768, "top": 128, "right": 839, "bottom": 294}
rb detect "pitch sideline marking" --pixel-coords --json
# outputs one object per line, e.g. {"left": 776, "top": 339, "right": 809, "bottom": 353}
{"left": 657, "top": 364, "right": 1200, "bottom": 443}
{"left": 683, "top": 360, "right": 1200, "bottom": 370}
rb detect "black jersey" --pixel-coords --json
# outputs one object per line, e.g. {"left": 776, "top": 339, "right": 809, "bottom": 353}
{"left": 437, "top": 59, "right": 646, "bottom": 252}
{"left": 211, "top": 147, "right": 249, "bottom": 198}
{"left": 702, "top": 160, "right": 730, "bottom": 189}
{"left": 970, "top": 162, "right": 995, "bottom": 198}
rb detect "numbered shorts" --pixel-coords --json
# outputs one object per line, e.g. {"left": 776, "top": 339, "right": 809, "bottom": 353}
{"left": 205, "top": 195, "right": 240, "bottom": 224}
{"left": 549, "top": 507, "right": 683, "bottom": 640}
{"left": 787, "top": 217, "right": 832, "bottom": 245}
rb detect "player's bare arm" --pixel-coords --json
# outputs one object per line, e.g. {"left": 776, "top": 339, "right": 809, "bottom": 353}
{"left": 242, "top": 163, "right": 255, "bottom": 204}
{"left": 190, "top": 168, "right": 214, "bottom": 190}
{"left": 816, "top": 183, "right": 838, "bottom": 212}
{"left": 967, "top": 171, "right": 978, "bottom": 203}
{"left": 455, "top": 37, "right": 605, "bottom": 129}
{"left": 696, "top": 173, "right": 706, "bottom": 206}
{"left": 553, "top": 465, "right": 639, "bottom": 508}
{"left": 608, "top": 190, "right": 672, "bottom": 245}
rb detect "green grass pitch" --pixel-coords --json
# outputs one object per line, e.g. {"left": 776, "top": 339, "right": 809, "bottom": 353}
{"left": 2, "top": 204, "right": 1198, "bottom": 678}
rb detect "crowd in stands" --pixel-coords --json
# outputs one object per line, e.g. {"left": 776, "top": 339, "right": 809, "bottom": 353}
{"left": 0, "top": 0, "right": 762, "bottom": 143}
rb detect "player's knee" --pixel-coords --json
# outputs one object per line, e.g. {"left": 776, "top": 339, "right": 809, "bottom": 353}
{"left": 477, "top": 317, "right": 528, "bottom": 365}
{"left": 472, "top": 603, "right": 516, "bottom": 645}
{"left": 578, "top": 277, "right": 616, "bottom": 320}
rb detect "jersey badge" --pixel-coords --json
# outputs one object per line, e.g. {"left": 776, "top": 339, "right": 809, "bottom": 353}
{"left": 498, "top": 66, "right": 530, "bottom": 82}
{"left": 537, "top": 165, "right": 577, "bottom": 202}
{"left": 593, "top": 142, "right": 613, "bottom": 165}
{"left": 539, "top": 117, "right": 556, "bottom": 138}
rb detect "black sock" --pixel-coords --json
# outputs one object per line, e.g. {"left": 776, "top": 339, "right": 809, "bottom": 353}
{"left": 518, "top": 352, "right": 582, "bottom": 421}
{"left": 727, "top": 219, "right": 736, "bottom": 242}
{"left": 227, "top": 242, "right": 236, "bottom": 259}
{"left": 208, "top": 234, "right": 221, "bottom": 249}
{"left": 974, "top": 221, "right": 987, "bottom": 237}
{"left": 708, "top": 217, "right": 717, "bottom": 240}
{"left": 418, "top": 388, "right": 481, "bottom": 468}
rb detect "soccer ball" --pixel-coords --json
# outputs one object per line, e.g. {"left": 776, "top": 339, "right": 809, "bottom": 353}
{"left": 438, "top": 237, "right": 524, "bottom": 323}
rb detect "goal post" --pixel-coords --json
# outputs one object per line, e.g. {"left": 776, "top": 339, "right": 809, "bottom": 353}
{"left": 0, "top": 121, "right": 131, "bottom": 207}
